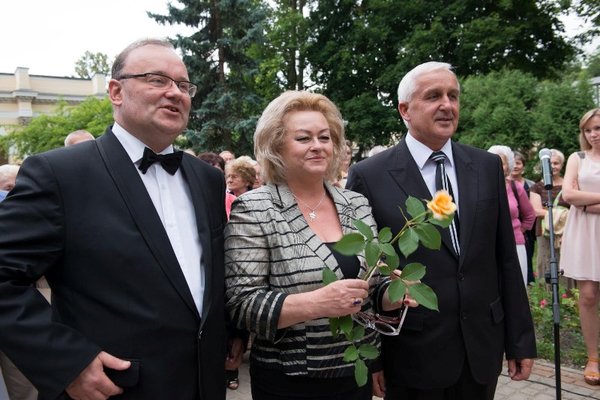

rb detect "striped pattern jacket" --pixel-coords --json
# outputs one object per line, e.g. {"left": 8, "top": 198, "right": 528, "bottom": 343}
{"left": 224, "top": 182, "right": 382, "bottom": 378}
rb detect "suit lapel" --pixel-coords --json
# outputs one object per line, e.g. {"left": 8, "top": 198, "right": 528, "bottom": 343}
{"left": 95, "top": 129, "right": 199, "bottom": 317}
{"left": 389, "top": 141, "right": 457, "bottom": 257}
{"left": 452, "top": 142, "right": 477, "bottom": 269}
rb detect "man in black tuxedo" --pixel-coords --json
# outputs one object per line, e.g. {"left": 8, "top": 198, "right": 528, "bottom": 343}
{"left": 0, "top": 38, "right": 239, "bottom": 400}
{"left": 347, "top": 62, "right": 536, "bottom": 399}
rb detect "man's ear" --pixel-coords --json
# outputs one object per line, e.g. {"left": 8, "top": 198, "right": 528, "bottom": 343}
{"left": 398, "top": 102, "right": 410, "bottom": 122}
{"left": 108, "top": 79, "right": 123, "bottom": 106}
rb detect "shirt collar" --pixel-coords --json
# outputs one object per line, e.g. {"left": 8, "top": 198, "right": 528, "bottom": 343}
{"left": 112, "top": 122, "right": 175, "bottom": 165}
{"left": 405, "top": 132, "right": 455, "bottom": 170}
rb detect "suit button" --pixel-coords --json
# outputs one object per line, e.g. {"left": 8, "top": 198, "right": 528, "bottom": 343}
{"left": 198, "top": 330, "right": 203, "bottom": 340}
{"left": 461, "top": 312, "right": 467, "bottom": 320}
{"left": 457, "top": 273, "right": 464, "bottom": 281}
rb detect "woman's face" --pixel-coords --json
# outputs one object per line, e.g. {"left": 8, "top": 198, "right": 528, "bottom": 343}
{"left": 280, "top": 111, "right": 333, "bottom": 182}
{"left": 512, "top": 158, "right": 524, "bottom": 178}
{"left": 550, "top": 155, "right": 563, "bottom": 178}
{"left": 226, "top": 169, "right": 250, "bottom": 196}
{"left": 583, "top": 115, "right": 600, "bottom": 149}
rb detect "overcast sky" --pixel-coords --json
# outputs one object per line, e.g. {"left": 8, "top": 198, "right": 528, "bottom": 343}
{"left": 0, "top": 0, "right": 193, "bottom": 77}
{"left": 1, "top": 1, "right": 597, "bottom": 78}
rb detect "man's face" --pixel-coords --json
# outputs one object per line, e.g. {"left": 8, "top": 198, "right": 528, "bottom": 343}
{"left": 398, "top": 69, "right": 460, "bottom": 150}
{"left": 109, "top": 44, "right": 191, "bottom": 152}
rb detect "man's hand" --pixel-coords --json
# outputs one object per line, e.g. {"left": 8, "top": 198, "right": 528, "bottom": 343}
{"left": 507, "top": 358, "right": 534, "bottom": 381}
{"left": 225, "top": 337, "right": 245, "bottom": 370}
{"left": 372, "top": 370, "right": 386, "bottom": 398}
{"left": 66, "top": 351, "right": 130, "bottom": 400}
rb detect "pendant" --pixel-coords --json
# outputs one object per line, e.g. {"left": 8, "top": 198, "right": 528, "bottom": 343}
{"left": 308, "top": 211, "right": 317, "bottom": 220}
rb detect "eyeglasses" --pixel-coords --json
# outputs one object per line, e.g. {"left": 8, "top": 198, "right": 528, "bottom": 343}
{"left": 352, "top": 306, "right": 408, "bottom": 336}
{"left": 116, "top": 72, "right": 198, "bottom": 98}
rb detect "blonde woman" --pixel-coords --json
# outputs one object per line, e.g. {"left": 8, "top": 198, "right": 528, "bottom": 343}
{"left": 560, "top": 108, "right": 600, "bottom": 385}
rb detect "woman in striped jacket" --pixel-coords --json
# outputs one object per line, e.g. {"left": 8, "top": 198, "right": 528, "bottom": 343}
{"left": 224, "top": 91, "right": 408, "bottom": 400}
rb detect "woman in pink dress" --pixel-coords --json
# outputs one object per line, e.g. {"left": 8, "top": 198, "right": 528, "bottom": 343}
{"left": 560, "top": 108, "right": 600, "bottom": 385}
{"left": 488, "top": 145, "right": 536, "bottom": 287}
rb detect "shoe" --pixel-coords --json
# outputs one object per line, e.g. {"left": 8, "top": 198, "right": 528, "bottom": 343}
{"left": 584, "top": 357, "right": 600, "bottom": 385}
{"left": 227, "top": 378, "right": 239, "bottom": 390}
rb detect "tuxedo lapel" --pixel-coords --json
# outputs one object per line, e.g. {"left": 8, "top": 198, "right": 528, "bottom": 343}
{"left": 179, "top": 157, "right": 218, "bottom": 324}
{"left": 95, "top": 129, "right": 199, "bottom": 317}
{"left": 452, "top": 143, "right": 477, "bottom": 269}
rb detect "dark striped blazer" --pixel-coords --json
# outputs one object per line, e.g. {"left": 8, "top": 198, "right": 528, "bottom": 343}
{"left": 224, "top": 182, "right": 382, "bottom": 378}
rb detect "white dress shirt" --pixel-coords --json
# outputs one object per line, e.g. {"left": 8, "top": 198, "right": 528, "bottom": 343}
{"left": 113, "top": 123, "right": 204, "bottom": 314}
{"left": 405, "top": 132, "right": 460, "bottom": 215}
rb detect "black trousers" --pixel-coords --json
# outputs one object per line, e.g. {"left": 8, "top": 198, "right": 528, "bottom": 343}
{"left": 385, "top": 358, "right": 498, "bottom": 400}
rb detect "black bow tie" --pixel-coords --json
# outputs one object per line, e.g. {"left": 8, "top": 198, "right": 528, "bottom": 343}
{"left": 138, "top": 147, "right": 183, "bottom": 175}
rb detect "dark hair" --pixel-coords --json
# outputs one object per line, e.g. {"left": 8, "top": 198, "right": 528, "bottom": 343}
{"left": 197, "top": 152, "right": 225, "bottom": 172}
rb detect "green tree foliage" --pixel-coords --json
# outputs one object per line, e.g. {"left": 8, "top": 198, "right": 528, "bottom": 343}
{"left": 149, "top": 0, "right": 267, "bottom": 156}
{"left": 458, "top": 69, "right": 594, "bottom": 178}
{"left": 531, "top": 78, "right": 594, "bottom": 156}
{"left": 458, "top": 70, "right": 539, "bottom": 152}
{"left": 305, "top": 0, "right": 576, "bottom": 157}
{"left": 266, "top": 0, "right": 312, "bottom": 90}
{"left": 1, "top": 97, "right": 112, "bottom": 157}
{"left": 572, "top": 0, "right": 600, "bottom": 43}
{"left": 75, "top": 51, "right": 111, "bottom": 78}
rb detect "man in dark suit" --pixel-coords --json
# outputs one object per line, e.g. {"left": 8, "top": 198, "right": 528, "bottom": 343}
{"left": 0, "top": 38, "right": 237, "bottom": 400}
{"left": 347, "top": 61, "right": 536, "bottom": 399}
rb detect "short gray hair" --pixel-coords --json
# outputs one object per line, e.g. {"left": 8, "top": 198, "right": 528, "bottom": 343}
{"left": 487, "top": 145, "right": 514, "bottom": 172}
{"left": 397, "top": 61, "right": 458, "bottom": 104}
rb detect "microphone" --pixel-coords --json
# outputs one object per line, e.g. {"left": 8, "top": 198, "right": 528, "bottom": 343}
{"left": 539, "top": 148, "right": 553, "bottom": 189}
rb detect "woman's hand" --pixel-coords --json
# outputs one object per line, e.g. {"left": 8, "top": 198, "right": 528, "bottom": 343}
{"left": 278, "top": 279, "right": 369, "bottom": 328}
{"left": 312, "top": 278, "right": 369, "bottom": 318}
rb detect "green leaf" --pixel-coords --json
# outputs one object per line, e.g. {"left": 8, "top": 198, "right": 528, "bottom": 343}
{"left": 378, "top": 263, "right": 395, "bottom": 276}
{"left": 340, "top": 315, "right": 354, "bottom": 336}
{"left": 408, "top": 282, "right": 439, "bottom": 311}
{"left": 351, "top": 325, "right": 365, "bottom": 341}
{"left": 353, "top": 219, "right": 374, "bottom": 241}
{"left": 329, "top": 317, "right": 340, "bottom": 337}
{"left": 365, "top": 241, "right": 381, "bottom": 267}
{"left": 358, "top": 343, "right": 379, "bottom": 360}
{"left": 406, "top": 196, "right": 426, "bottom": 220}
{"left": 388, "top": 279, "right": 407, "bottom": 303}
{"left": 343, "top": 345, "right": 359, "bottom": 362}
{"left": 354, "top": 358, "right": 368, "bottom": 387}
{"left": 322, "top": 268, "right": 338, "bottom": 285}
{"left": 334, "top": 233, "right": 365, "bottom": 256}
{"left": 429, "top": 214, "right": 453, "bottom": 228}
{"left": 385, "top": 252, "right": 400, "bottom": 270}
{"left": 380, "top": 243, "right": 396, "bottom": 256}
{"left": 398, "top": 227, "right": 419, "bottom": 258}
{"left": 414, "top": 224, "right": 441, "bottom": 250}
{"left": 401, "top": 263, "right": 426, "bottom": 281}
{"left": 378, "top": 227, "right": 392, "bottom": 243}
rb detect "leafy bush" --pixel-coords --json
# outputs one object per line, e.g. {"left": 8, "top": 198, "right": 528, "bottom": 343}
{"left": 527, "top": 283, "right": 587, "bottom": 368}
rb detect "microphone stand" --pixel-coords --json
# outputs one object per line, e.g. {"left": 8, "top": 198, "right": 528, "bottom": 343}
{"left": 544, "top": 187, "right": 562, "bottom": 400}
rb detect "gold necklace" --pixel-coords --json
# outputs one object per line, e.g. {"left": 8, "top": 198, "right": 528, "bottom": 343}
{"left": 292, "top": 191, "right": 327, "bottom": 221}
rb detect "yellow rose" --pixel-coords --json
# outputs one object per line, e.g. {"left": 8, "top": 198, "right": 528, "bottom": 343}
{"left": 427, "top": 190, "right": 456, "bottom": 220}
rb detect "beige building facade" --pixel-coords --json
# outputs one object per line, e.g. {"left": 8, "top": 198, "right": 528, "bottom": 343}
{"left": 0, "top": 68, "right": 106, "bottom": 163}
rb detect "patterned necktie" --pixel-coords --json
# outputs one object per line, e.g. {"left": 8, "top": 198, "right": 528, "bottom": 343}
{"left": 430, "top": 151, "right": 460, "bottom": 256}
{"left": 138, "top": 147, "right": 183, "bottom": 175}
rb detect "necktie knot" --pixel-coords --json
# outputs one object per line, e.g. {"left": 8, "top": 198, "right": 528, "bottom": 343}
{"left": 430, "top": 151, "right": 447, "bottom": 165}
{"left": 139, "top": 147, "right": 183, "bottom": 175}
